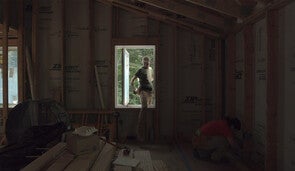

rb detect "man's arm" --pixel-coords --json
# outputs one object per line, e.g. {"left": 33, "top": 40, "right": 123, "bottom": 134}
{"left": 227, "top": 136, "right": 242, "bottom": 155}
{"left": 130, "top": 76, "right": 138, "bottom": 92}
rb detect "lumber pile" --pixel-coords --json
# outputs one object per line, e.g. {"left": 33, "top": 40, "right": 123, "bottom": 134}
{"left": 21, "top": 133, "right": 116, "bottom": 171}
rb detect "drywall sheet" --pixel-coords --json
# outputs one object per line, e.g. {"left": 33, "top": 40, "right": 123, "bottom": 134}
{"left": 65, "top": 0, "right": 90, "bottom": 108}
{"left": 235, "top": 31, "right": 245, "bottom": 121}
{"left": 158, "top": 23, "right": 175, "bottom": 137}
{"left": 38, "top": 0, "right": 63, "bottom": 100}
{"left": 281, "top": 2, "right": 295, "bottom": 170}
{"left": 177, "top": 30, "right": 203, "bottom": 138}
{"left": 253, "top": 18, "right": 267, "bottom": 161}
{"left": 94, "top": 3, "right": 112, "bottom": 109}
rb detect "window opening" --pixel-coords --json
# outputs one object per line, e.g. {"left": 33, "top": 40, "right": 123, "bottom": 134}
{"left": 115, "top": 45, "right": 156, "bottom": 108}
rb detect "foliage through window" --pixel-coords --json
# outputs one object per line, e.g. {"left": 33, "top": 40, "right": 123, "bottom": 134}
{"left": 0, "top": 46, "right": 18, "bottom": 107}
{"left": 115, "top": 45, "right": 156, "bottom": 108}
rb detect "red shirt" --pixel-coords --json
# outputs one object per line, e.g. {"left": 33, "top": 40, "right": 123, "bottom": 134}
{"left": 200, "top": 120, "right": 233, "bottom": 138}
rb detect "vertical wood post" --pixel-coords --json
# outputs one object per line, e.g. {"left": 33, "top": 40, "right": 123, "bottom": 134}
{"left": 18, "top": 0, "right": 24, "bottom": 102}
{"left": 215, "top": 38, "right": 222, "bottom": 119}
{"left": 2, "top": 0, "right": 9, "bottom": 134}
{"left": 244, "top": 25, "right": 255, "bottom": 132}
{"left": 89, "top": 0, "right": 95, "bottom": 108}
{"left": 226, "top": 35, "right": 236, "bottom": 117}
{"left": 201, "top": 36, "right": 206, "bottom": 123}
{"left": 32, "top": 0, "right": 39, "bottom": 100}
{"left": 265, "top": 9, "right": 279, "bottom": 171}
{"left": 61, "top": 0, "right": 66, "bottom": 106}
{"left": 173, "top": 25, "right": 177, "bottom": 139}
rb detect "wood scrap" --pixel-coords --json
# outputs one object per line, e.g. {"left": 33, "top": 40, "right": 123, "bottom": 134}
{"left": 64, "top": 149, "right": 101, "bottom": 171}
{"left": 152, "top": 160, "right": 168, "bottom": 171}
{"left": 21, "top": 143, "right": 66, "bottom": 171}
{"left": 113, "top": 165, "right": 132, "bottom": 171}
{"left": 90, "top": 142, "right": 116, "bottom": 171}
{"left": 45, "top": 151, "right": 74, "bottom": 171}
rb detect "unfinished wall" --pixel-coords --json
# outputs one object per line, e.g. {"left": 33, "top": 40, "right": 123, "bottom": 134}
{"left": 235, "top": 31, "right": 244, "bottom": 121}
{"left": 176, "top": 30, "right": 203, "bottom": 139}
{"left": 278, "top": 1, "right": 295, "bottom": 170}
{"left": 35, "top": 0, "right": 219, "bottom": 139}
{"left": 158, "top": 23, "right": 174, "bottom": 137}
{"left": 253, "top": 18, "right": 267, "bottom": 163}
{"left": 38, "top": 0, "right": 63, "bottom": 101}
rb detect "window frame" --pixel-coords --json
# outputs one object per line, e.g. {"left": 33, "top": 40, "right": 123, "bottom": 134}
{"left": 0, "top": 38, "right": 22, "bottom": 109}
{"left": 112, "top": 38, "right": 158, "bottom": 109}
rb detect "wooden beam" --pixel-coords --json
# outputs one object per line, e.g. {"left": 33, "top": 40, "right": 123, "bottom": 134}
{"left": 215, "top": 38, "right": 222, "bottom": 119}
{"left": 110, "top": 6, "right": 115, "bottom": 109}
{"left": 226, "top": 35, "right": 236, "bottom": 117}
{"left": 18, "top": 0, "right": 24, "bottom": 103}
{"left": 265, "top": 9, "right": 279, "bottom": 171}
{"left": 201, "top": 36, "right": 206, "bottom": 123}
{"left": 137, "top": 0, "right": 227, "bottom": 30}
{"left": 97, "top": 0, "right": 221, "bottom": 38}
{"left": 0, "top": 25, "right": 17, "bottom": 37}
{"left": 233, "top": 0, "right": 293, "bottom": 34}
{"left": 89, "top": 0, "right": 95, "bottom": 108}
{"left": 173, "top": 25, "right": 177, "bottom": 139}
{"left": 32, "top": 0, "right": 39, "bottom": 100}
{"left": 185, "top": 0, "right": 241, "bottom": 18}
{"left": 61, "top": 0, "right": 66, "bottom": 106}
{"left": 2, "top": 0, "right": 9, "bottom": 137}
{"left": 243, "top": 25, "right": 254, "bottom": 132}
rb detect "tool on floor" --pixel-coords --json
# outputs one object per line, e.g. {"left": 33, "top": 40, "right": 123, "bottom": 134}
{"left": 123, "top": 148, "right": 130, "bottom": 156}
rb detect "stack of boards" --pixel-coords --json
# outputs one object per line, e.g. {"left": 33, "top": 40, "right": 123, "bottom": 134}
{"left": 21, "top": 133, "right": 168, "bottom": 171}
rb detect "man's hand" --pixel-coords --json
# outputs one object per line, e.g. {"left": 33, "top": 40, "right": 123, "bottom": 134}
{"left": 133, "top": 88, "right": 138, "bottom": 94}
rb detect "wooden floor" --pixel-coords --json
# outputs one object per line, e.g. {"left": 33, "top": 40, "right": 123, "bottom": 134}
{"left": 122, "top": 140, "right": 251, "bottom": 171}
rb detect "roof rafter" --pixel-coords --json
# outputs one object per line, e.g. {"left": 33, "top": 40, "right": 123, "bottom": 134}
{"left": 136, "top": 0, "right": 229, "bottom": 31}
{"left": 185, "top": 0, "right": 242, "bottom": 18}
{"left": 97, "top": 0, "right": 221, "bottom": 37}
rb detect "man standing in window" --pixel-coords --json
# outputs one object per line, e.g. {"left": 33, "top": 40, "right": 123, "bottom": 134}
{"left": 131, "top": 56, "right": 154, "bottom": 142}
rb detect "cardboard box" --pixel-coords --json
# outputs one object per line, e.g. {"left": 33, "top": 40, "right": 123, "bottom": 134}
{"left": 66, "top": 134, "right": 101, "bottom": 155}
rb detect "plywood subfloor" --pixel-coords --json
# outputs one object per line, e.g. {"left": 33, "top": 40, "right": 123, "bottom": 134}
{"left": 122, "top": 141, "right": 250, "bottom": 171}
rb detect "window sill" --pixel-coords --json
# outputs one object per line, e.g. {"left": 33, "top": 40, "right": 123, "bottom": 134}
{"left": 115, "top": 104, "right": 156, "bottom": 109}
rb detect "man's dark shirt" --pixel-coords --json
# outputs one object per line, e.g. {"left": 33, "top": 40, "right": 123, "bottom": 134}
{"left": 135, "top": 67, "right": 153, "bottom": 92}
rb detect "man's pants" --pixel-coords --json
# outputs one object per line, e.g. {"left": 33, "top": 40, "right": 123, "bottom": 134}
{"left": 192, "top": 132, "right": 230, "bottom": 162}
{"left": 137, "top": 91, "right": 153, "bottom": 141}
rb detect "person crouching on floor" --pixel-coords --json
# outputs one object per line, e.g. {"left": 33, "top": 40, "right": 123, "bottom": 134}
{"left": 192, "top": 117, "right": 241, "bottom": 162}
